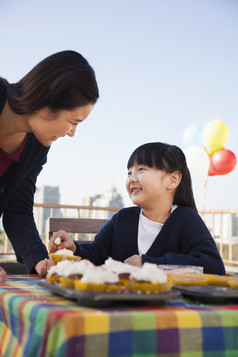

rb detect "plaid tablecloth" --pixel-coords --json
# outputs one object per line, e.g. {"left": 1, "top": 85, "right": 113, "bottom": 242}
{"left": 1, "top": 275, "right": 238, "bottom": 357}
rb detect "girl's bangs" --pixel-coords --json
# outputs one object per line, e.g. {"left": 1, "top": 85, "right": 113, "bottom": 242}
{"left": 127, "top": 144, "right": 164, "bottom": 169}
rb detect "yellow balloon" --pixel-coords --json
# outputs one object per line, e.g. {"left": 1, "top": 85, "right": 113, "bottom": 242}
{"left": 202, "top": 120, "right": 229, "bottom": 155}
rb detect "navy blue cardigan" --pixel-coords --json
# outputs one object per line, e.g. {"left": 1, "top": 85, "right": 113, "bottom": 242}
{"left": 76, "top": 206, "right": 225, "bottom": 275}
{"left": 0, "top": 82, "right": 50, "bottom": 272}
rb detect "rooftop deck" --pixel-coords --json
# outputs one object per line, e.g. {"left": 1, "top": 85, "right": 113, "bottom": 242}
{"left": 1, "top": 204, "right": 238, "bottom": 273}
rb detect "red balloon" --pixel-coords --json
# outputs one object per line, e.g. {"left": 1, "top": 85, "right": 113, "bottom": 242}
{"left": 208, "top": 149, "right": 237, "bottom": 176}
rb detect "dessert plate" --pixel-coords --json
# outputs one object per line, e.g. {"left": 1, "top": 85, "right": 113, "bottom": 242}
{"left": 39, "top": 279, "right": 181, "bottom": 306}
{"left": 174, "top": 284, "right": 238, "bottom": 304}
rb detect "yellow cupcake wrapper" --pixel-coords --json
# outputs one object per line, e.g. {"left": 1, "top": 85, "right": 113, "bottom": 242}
{"left": 203, "top": 274, "right": 230, "bottom": 286}
{"left": 46, "top": 276, "right": 57, "bottom": 283}
{"left": 48, "top": 253, "right": 81, "bottom": 263}
{"left": 59, "top": 277, "right": 75, "bottom": 287}
{"left": 127, "top": 281, "right": 172, "bottom": 293}
{"left": 74, "top": 281, "right": 121, "bottom": 293}
{"left": 228, "top": 278, "right": 238, "bottom": 289}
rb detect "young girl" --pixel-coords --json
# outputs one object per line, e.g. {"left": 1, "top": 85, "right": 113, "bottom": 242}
{"left": 0, "top": 50, "right": 99, "bottom": 277}
{"left": 49, "top": 142, "right": 225, "bottom": 275}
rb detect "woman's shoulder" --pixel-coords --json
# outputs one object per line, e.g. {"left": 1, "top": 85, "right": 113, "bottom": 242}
{"left": 0, "top": 80, "right": 7, "bottom": 114}
{"left": 27, "top": 133, "right": 50, "bottom": 152}
{"left": 23, "top": 133, "right": 50, "bottom": 164}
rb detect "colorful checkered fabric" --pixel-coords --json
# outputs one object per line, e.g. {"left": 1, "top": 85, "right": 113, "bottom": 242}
{"left": 1, "top": 276, "right": 238, "bottom": 356}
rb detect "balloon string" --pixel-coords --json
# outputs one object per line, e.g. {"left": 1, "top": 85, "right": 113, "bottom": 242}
{"left": 203, "top": 176, "right": 208, "bottom": 211}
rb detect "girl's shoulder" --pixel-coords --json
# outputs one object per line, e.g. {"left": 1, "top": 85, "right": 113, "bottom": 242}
{"left": 117, "top": 205, "right": 140, "bottom": 215}
{"left": 112, "top": 206, "right": 140, "bottom": 221}
{"left": 171, "top": 206, "right": 201, "bottom": 220}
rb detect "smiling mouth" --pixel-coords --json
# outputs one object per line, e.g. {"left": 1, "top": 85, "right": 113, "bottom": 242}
{"left": 131, "top": 187, "right": 142, "bottom": 194}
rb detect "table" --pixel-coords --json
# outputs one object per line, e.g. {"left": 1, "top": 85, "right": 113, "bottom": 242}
{"left": 1, "top": 276, "right": 238, "bottom": 357}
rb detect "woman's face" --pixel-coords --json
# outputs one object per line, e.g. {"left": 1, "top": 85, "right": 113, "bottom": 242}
{"left": 28, "top": 103, "right": 94, "bottom": 146}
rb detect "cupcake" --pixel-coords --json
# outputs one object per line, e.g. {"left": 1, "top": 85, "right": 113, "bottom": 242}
{"left": 59, "top": 259, "right": 94, "bottom": 287}
{"left": 46, "top": 264, "right": 58, "bottom": 283}
{"left": 228, "top": 278, "right": 238, "bottom": 289}
{"left": 49, "top": 248, "right": 81, "bottom": 263}
{"left": 46, "top": 259, "right": 72, "bottom": 283}
{"left": 74, "top": 265, "right": 121, "bottom": 293}
{"left": 104, "top": 258, "right": 139, "bottom": 286}
{"left": 169, "top": 273, "right": 207, "bottom": 286}
{"left": 128, "top": 263, "right": 172, "bottom": 293}
{"left": 203, "top": 274, "right": 230, "bottom": 286}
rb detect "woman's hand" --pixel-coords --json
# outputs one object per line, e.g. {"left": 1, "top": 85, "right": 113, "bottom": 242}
{"left": 124, "top": 255, "right": 142, "bottom": 267}
{"left": 35, "top": 255, "right": 55, "bottom": 277}
{"left": 48, "top": 230, "right": 76, "bottom": 254}
{"left": 0, "top": 266, "right": 7, "bottom": 282}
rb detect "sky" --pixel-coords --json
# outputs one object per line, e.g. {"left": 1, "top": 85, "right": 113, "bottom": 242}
{"left": 0, "top": 0, "right": 238, "bottom": 211}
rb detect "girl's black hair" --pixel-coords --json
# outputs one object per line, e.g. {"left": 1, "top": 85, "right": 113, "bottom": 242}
{"left": 127, "top": 142, "right": 198, "bottom": 212}
{"left": 0, "top": 50, "right": 99, "bottom": 114}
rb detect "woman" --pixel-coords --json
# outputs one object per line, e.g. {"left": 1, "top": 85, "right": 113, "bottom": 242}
{"left": 0, "top": 50, "right": 99, "bottom": 277}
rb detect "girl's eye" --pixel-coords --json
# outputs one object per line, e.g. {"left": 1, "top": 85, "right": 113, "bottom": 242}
{"left": 127, "top": 171, "right": 132, "bottom": 176}
{"left": 139, "top": 167, "right": 145, "bottom": 172}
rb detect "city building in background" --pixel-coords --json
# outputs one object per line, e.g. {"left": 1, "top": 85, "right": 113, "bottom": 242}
{"left": 83, "top": 186, "right": 124, "bottom": 219}
{"left": 232, "top": 214, "right": 238, "bottom": 237}
{"left": 34, "top": 185, "right": 62, "bottom": 235}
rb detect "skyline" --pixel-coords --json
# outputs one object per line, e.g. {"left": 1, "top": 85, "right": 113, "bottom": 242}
{"left": 1, "top": 0, "right": 238, "bottom": 210}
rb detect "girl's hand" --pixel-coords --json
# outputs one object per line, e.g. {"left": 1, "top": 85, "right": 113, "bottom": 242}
{"left": 0, "top": 266, "right": 7, "bottom": 282}
{"left": 124, "top": 255, "right": 142, "bottom": 267}
{"left": 48, "top": 230, "right": 76, "bottom": 254}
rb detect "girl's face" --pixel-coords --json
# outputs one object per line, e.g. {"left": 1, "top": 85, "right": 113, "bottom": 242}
{"left": 126, "top": 163, "right": 171, "bottom": 208}
{"left": 28, "top": 103, "right": 94, "bottom": 146}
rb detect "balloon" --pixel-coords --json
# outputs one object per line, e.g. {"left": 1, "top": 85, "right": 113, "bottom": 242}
{"left": 183, "top": 125, "right": 203, "bottom": 146}
{"left": 208, "top": 149, "right": 237, "bottom": 176}
{"left": 184, "top": 146, "right": 210, "bottom": 182}
{"left": 202, "top": 120, "right": 229, "bottom": 155}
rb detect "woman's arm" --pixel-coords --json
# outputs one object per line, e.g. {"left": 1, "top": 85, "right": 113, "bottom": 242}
{"left": 2, "top": 157, "right": 49, "bottom": 275}
{"left": 0, "top": 266, "right": 7, "bottom": 282}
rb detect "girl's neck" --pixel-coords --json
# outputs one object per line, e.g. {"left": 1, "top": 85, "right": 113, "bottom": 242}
{"left": 141, "top": 202, "right": 173, "bottom": 224}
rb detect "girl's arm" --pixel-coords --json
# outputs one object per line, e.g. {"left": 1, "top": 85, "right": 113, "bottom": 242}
{"left": 48, "top": 230, "right": 76, "bottom": 253}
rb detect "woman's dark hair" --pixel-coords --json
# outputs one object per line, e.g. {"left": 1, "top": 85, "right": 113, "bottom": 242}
{"left": 127, "top": 142, "right": 198, "bottom": 212}
{"left": 0, "top": 50, "right": 99, "bottom": 114}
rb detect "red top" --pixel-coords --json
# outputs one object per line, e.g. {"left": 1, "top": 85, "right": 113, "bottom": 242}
{"left": 0, "top": 135, "right": 28, "bottom": 177}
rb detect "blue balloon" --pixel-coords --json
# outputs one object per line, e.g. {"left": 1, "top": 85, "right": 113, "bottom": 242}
{"left": 183, "top": 125, "right": 204, "bottom": 147}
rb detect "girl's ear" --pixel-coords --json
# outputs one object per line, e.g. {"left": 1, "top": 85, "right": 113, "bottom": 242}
{"left": 167, "top": 171, "right": 182, "bottom": 190}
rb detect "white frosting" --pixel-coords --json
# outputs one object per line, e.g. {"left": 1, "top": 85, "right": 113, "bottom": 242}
{"left": 130, "top": 263, "right": 168, "bottom": 284}
{"left": 104, "top": 258, "right": 139, "bottom": 274}
{"left": 54, "top": 260, "right": 72, "bottom": 276}
{"left": 54, "top": 248, "right": 74, "bottom": 256}
{"left": 47, "top": 264, "right": 58, "bottom": 276}
{"left": 81, "top": 266, "right": 119, "bottom": 284}
{"left": 54, "top": 237, "right": 61, "bottom": 245}
{"left": 64, "top": 260, "right": 93, "bottom": 277}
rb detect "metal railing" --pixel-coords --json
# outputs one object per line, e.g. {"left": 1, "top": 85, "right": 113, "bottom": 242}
{"left": 1, "top": 204, "right": 238, "bottom": 266}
